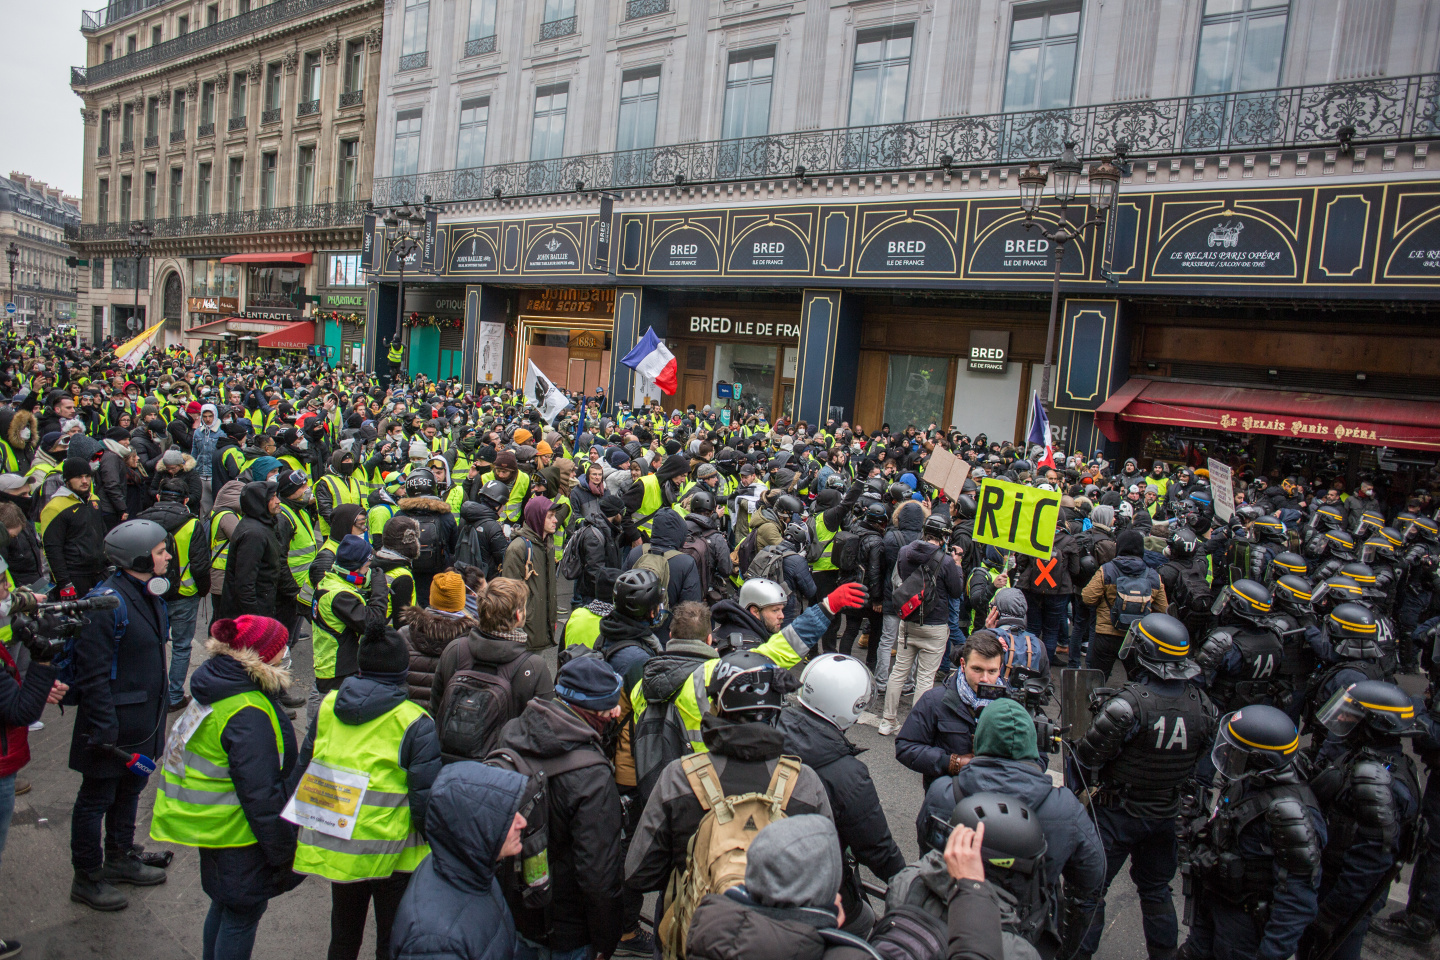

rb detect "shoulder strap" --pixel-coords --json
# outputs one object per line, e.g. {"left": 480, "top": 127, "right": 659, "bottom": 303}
{"left": 537, "top": 744, "right": 612, "bottom": 777}
{"left": 680, "top": 752, "right": 725, "bottom": 812}
{"left": 765, "top": 756, "right": 803, "bottom": 816}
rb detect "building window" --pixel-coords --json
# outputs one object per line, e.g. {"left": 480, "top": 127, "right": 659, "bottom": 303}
{"left": 1194, "top": 0, "right": 1290, "bottom": 94}
{"left": 402, "top": 0, "right": 429, "bottom": 57}
{"left": 120, "top": 174, "right": 132, "bottom": 222}
{"left": 297, "top": 145, "right": 316, "bottom": 208}
{"left": 338, "top": 139, "right": 359, "bottom": 202}
{"left": 200, "top": 81, "right": 215, "bottom": 126}
{"left": 103, "top": 42, "right": 113, "bottom": 61}
{"left": 393, "top": 109, "right": 423, "bottom": 176}
{"left": 260, "top": 152, "right": 278, "bottom": 209}
{"left": 191, "top": 260, "right": 240, "bottom": 298}
{"left": 227, "top": 157, "right": 243, "bottom": 211}
{"left": 231, "top": 72, "right": 248, "bottom": 121}
{"left": 143, "top": 171, "right": 157, "bottom": 220}
{"left": 344, "top": 40, "right": 364, "bottom": 93}
{"left": 99, "top": 110, "right": 112, "bottom": 153}
{"left": 329, "top": 254, "right": 364, "bottom": 286}
{"left": 302, "top": 51, "right": 322, "bottom": 103}
{"left": 540, "top": 0, "right": 576, "bottom": 36}
{"left": 126, "top": 34, "right": 137, "bottom": 55}
{"left": 239, "top": 0, "right": 250, "bottom": 12}
{"left": 466, "top": 0, "right": 497, "bottom": 53}
{"left": 146, "top": 96, "right": 160, "bottom": 138}
{"left": 151, "top": 25, "right": 162, "bottom": 46}
{"left": 196, "top": 162, "right": 211, "bottom": 216}
{"left": 122, "top": 102, "right": 135, "bottom": 145}
{"left": 97, "top": 178, "right": 109, "bottom": 224}
{"left": 722, "top": 48, "right": 774, "bottom": 140}
{"left": 177, "top": 15, "right": 189, "bottom": 35}
{"left": 92, "top": 259, "right": 105, "bottom": 288}
{"left": 171, "top": 90, "right": 186, "bottom": 134}
{"left": 456, "top": 97, "right": 489, "bottom": 169}
{"left": 617, "top": 67, "right": 660, "bottom": 151}
{"left": 264, "top": 63, "right": 283, "bottom": 112}
{"left": 849, "top": 25, "right": 912, "bottom": 126}
{"left": 206, "top": 3, "right": 218, "bottom": 26}
{"left": 168, "top": 168, "right": 183, "bottom": 218}
{"left": 1003, "top": 4, "right": 1081, "bottom": 111}
{"left": 530, "top": 83, "right": 568, "bottom": 161}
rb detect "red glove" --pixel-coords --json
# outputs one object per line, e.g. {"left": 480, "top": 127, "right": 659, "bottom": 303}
{"left": 59, "top": 583, "right": 77, "bottom": 600}
{"left": 823, "top": 583, "right": 868, "bottom": 615}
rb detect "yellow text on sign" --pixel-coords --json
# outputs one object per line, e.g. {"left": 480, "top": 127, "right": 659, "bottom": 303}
{"left": 973, "top": 478, "right": 1062, "bottom": 560}
{"left": 295, "top": 769, "right": 365, "bottom": 817}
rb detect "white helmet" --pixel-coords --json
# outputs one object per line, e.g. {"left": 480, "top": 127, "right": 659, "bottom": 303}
{"left": 738, "top": 577, "right": 788, "bottom": 612}
{"left": 799, "top": 654, "right": 873, "bottom": 730}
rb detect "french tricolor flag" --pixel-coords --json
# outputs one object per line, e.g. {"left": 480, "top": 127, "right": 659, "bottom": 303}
{"left": 620, "top": 326, "right": 678, "bottom": 395}
{"left": 1027, "top": 391, "right": 1056, "bottom": 468}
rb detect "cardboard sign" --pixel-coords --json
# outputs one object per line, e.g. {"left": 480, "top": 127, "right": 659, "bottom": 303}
{"left": 1208, "top": 458, "right": 1234, "bottom": 522}
{"left": 922, "top": 447, "right": 973, "bottom": 501}
{"left": 973, "top": 477, "right": 1063, "bottom": 560}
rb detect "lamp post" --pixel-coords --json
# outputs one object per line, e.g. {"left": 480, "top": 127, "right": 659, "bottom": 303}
{"left": 382, "top": 201, "right": 427, "bottom": 367}
{"left": 126, "top": 222, "right": 153, "bottom": 334}
{"left": 4, "top": 242, "right": 17, "bottom": 333}
{"left": 1017, "top": 141, "right": 1122, "bottom": 414}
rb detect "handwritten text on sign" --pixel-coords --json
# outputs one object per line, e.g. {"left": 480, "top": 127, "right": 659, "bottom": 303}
{"left": 973, "top": 477, "right": 1062, "bottom": 560}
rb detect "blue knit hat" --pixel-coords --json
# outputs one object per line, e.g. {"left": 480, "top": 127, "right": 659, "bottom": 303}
{"left": 335, "top": 534, "right": 373, "bottom": 572}
{"left": 555, "top": 658, "right": 623, "bottom": 711}
{"left": 251, "top": 455, "right": 282, "bottom": 481}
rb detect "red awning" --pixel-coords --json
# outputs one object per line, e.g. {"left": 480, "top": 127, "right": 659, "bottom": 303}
{"left": 256, "top": 321, "right": 315, "bottom": 350}
{"left": 1096, "top": 378, "right": 1440, "bottom": 452}
{"left": 220, "top": 252, "right": 314, "bottom": 265}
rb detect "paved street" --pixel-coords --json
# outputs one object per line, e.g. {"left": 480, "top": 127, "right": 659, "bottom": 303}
{"left": 1, "top": 609, "right": 1430, "bottom": 960}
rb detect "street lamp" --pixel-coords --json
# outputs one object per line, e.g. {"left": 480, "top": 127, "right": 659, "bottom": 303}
{"left": 382, "top": 201, "right": 427, "bottom": 369}
{"left": 126, "top": 222, "right": 152, "bottom": 333}
{"left": 4, "top": 242, "right": 17, "bottom": 332}
{"left": 1018, "top": 141, "right": 1124, "bottom": 415}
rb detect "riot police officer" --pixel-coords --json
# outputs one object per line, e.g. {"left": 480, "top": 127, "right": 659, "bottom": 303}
{"left": 1302, "top": 602, "right": 1390, "bottom": 739}
{"left": 1269, "top": 574, "right": 1319, "bottom": 722}
{"left": 1265, "top": 551, "right": 1307, "bottom": 589}
{"left": 1396, "top": 516, "right": 1439, "bottom": 661}
{"left": 1073, "top": 612, "right": 1217, "bottom": 960}
{"left": 1301, "top": 680, "right": 1427, "bottom": 960}
{"left": 1302, "top": 504, "right": 1348, "bottom": 563}
{"left": 1179, "top": 704, "right": 1324, "bottom": 960}
{"left": 1309, "top": 528, "right": 1357, "bottom": 583}
{"left": 1358, "top": 531, "right": 1404, "bottom": 618}
{"left": 1194, "top": 580, "right": 1287, "bottom": 716}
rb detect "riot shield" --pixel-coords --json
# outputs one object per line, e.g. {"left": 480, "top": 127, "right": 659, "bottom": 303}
{"left": 1059, "top": 668, "right": 1106, "bottom": 738}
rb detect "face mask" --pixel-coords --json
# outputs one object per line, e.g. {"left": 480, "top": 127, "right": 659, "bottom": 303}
{"left": 0, "top": 596, "right": 13, "bottom": 617}
{"left": 19, "top": 429, "right": 30, "bottom": 442}
{"left": 296, "top": 438, "right": 309, "bottom": 450}
{"left": 299, "top": 489, "right": 314, "bottom": 505}
{"left": 147, "top": 577, "right": 170, "bottom": 597}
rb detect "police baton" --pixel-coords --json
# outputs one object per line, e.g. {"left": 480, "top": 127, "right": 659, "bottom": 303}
{"left": 1305, "top": 861, "right": 1401, "bottom": 960}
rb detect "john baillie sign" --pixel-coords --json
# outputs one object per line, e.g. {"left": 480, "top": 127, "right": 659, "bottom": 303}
{"left": 968, "top": 330, "right": 1010, "bottom": 372}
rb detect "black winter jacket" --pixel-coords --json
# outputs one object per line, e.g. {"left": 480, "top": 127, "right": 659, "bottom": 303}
{"left": 219, "top": 481, "right": 288, "bottom": 618}
{"left": 41, "top": 486, "right": 108, "bottom": 590}
{"left": 572, "top": 516, "right": 625, "bottom": 602}
{"left": 896, "top": 540, "right": 966, "bottom": 626}
{"left": 96, "top": 449, "right": 129, "bottom": 516}
{"left": 895, "top": 671, "right": 980, "bottom": 791}
{"left": 1014, "top": 526, "right": 1082, "bottom": 596}
{"left": 430, "top": 628, "right": 554, "bottom": 716}
{"left": 881, "top": 502, "right": 926, "bottom": 613}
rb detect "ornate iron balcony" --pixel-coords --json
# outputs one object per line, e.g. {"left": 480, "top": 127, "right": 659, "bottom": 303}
{"left": 73, "top": 0, "right": 353, "bottom": 87}
{"left": 625, "top": 0, "right": 667, "bottom": 20}
{"left": 339, "top": 89, "right": 364, "bottom": 108}
{"left": 170, "top": 129, "right": 185, "bottom": 143}
{"left": 464, "top": 35, "right": 497, "bottom": 57}
{"left": 98, "top": 143, "right": 110, "bottom": 158}
{"left": 297, "top": 99, "right": 320, "bottom": 118}
{"left": 373, "top": 72, "right": 1440, "bottom": 205}
{"left": 120, "top": 139, "right": 134, "bottom": 153}
{"left": 262, "top": 108, "right": 282, "bottom": 125}
{"left": 198, "top": 122, "right": 215, "bottom": 138}
{"left": 228, "top": 116, "right": 247, "bottom": 132}
{"left": 399, "top": 51, "right": 429, "bottom": 71}
{"left": 67, "top": 199, "right": 370, "bottom": 243}
{"left": 539, "top": 16, "right": 576, "bottom": 40}
{"left": 143, "top": 134, "right": 159, "bottom": 149}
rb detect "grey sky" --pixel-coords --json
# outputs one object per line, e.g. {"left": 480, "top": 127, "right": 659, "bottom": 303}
{"left": 0, "top": 0, "right": 91, "bottom": 198}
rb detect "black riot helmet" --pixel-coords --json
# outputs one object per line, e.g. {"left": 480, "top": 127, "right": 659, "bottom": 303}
{"left": 1166, "top": 526, "right": 1199, "bottom": 562}
{"left": 478, "top": 480, "right": 509, "bottom": 508}
{"left": 1315, "top": 680, "right": 1424, "bottom": 739}
{"left": 1252, "top": 516, "right": 1287, "bottom": 545}
{"left": 1213, "top": 579, "right": 1273, "bottom": 625}
{"left": 707, "top": 650, "right": 785, "bottom": 725}
{"left": 1359, "top": 536, "right": 1394, "bottom": 566}
{"left": 1355, "top": 509, "right": 1386, "bottom": 539}
{"left": 1118, "top": 612, "right": 1201, "bottom": 681}
{"left": 1269, "top": 551, "right": 1307, "bottom": 581}
{"left": 886, "top": 481, "right": 913, "bottom": 505}
{"left": 1323, "top": 529, "right": 1357, "bottom": 560}
{"left": 1234, "top": 504, "right": 1263, "bottom": 526}
{"left": 1310, "top": 504, "right": 1347, "bottom": 531}
{"left": 861, "top": 501, "right": 889, "bottom": 531}
{"left": 922, "top": 513, "right": 953, "bottom": 541}
{"left": 1326, "top": 601, "right": 1383, "bottom": 661}
{"left": 1310, "top": 575, "right": 1363, "bottom": 617}
{"left": 613, "top": 569, "right": 663, "bottom": 622}
{"left": 1272, "top": 574, "right": 1314, "bottom": 614}
{"left": 688, "top": 489, "right": 716, "bottom": 516}
{"left": 773, "top": 494, "right": 804, "bottom": 525}
{"left": 1408, "top": 516, "right": 1439, "bottom": 544}
{"left": 1211, "top": 705, "right": 1301, "bottom": 780}
{"left": 952, "top": 494, "right": 977, "bottom": 521}
{"left": 1339, "top": 561, "right": 1377, "bottom": 586}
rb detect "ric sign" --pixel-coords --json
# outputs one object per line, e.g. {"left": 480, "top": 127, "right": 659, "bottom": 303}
{"left": 973, "top": 477, "right": 1062, "bottom": 560}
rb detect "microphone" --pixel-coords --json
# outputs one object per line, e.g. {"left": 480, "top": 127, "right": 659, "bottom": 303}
{"left": 91, "top": 740, "right": 157, "bottom": 776}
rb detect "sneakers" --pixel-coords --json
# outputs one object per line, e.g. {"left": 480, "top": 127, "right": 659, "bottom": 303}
{"left": 877, "top": 719, "right": 895, "bottom": 736}
{"left": 26, "top": 721, "right": 42, "bottom": 732}
{"left": 614, "top": 927, "right": 656, "bottom": 958}
{"left": 1371, "top": 910, "right": 1436, "bottom": 945}
{"left": 102, "top": 851, "right": 169, "bottom": 887}
{"left": 71, "top": 868, "right": 129, "bottom": 911}
{"left": 0, "top": 937, "right": 20, "bottom": 959}
{"left": 12, "top": 779, "right": 29, "bottom": 796}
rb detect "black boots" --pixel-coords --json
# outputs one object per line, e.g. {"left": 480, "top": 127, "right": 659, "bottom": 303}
{"left": 102, "top": 850, "right": 169, "bottom": 887}
{"left": 70, "top": 868, "right": 128, "bottom": 912}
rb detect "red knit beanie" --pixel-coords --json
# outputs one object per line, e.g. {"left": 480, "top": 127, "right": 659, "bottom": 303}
{"left": 211, "top": 616, "right": 289, "bottom": 664}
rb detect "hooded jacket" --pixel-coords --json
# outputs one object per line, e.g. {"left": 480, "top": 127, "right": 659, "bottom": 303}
{"left": 776, "top": 705, "right": 907, "bottom": 919}
{"left": 148, "top": 453, "right": 204, "bottom": 516}
{"left": 572, "top": 514, "right": 625, "bottom": 604}
{"left": 0, "top": 408, "right": 34, "bottom": 473}
{"left": 390, "top": 763, "right": 528, "bottom": 960}
{"left": 896, "top": 539, "right": 967, "bottom": 626}
{"left": 596, "top": 611, "right": 663, "bottom": 683}
{"left": 624, "top": 509, "right": 702, "bottom": 639}
{"left": 708, "top": 598, "right": 772, "bottom": 653}
{"left": 496, "top": 698, "right": 624, "bottom": 955}
{"left": 136, "top": 496, "right": 213, "bottom": 599}
{"left": 430, "top": 627, "right": 554, "bottom": 716}
{"left": 219, "top": 481, "right": 288, "bottom": 618}
{"left": 1081, "top": 555, "right": 1167, "bottom": 638}
{"left": 916, "top": 699, "right": 1105, "bottom": 900}
{"left": 455, "top": 499, "right": 509, "bottom": 579}
{"left": 189, "top": 640, "right": 306, "bottom": 908}
{"left": 96, "top": 443, "right": 130, "bottom": 517}
{"left": 502, "top": 499, "right": 557, "bottom": 651}
{"left": 400, "top": 606, "right": 478, "bottom": 711}
{"left": 881, "top": 502, "right": 927, "bottom": 613}
{"left": 208, "top": 477, "right": 243, "bottom": 596}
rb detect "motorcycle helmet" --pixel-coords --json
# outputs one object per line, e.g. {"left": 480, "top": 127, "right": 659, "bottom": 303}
{"left": 477, "top": 480, "right": 508, "bottom": 508}
{"left": 405, "top": 471, "right": 437, "bottom": 498}
{"left": 798, "top": 654, "right": 873, "bottom": 731}
{"left": 1211, "top": 705, "right": 1300, "bottom": 780}
{"left": 886, "top": 482, "right": 913, "bottom": 504}
{"left": 952, "top": 494, "right": 977, "bottom": 521}
{"left": 783, "top": 521, "right": 812, "bottom": 549}
{"left": 707, "top": 650, "right": 785, "bottom": 725}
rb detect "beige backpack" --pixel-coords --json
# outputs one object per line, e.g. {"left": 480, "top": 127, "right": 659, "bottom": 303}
{"left": 657, "top": 752, "right": 802, "bottom": 960}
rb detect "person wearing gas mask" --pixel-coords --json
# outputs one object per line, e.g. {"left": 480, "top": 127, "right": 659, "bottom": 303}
{"left": 1193, "top": 580, "right": 1288, "bottom": 716}
{"left": 1072, "top": 613, "right": 1217, "bottom": 960}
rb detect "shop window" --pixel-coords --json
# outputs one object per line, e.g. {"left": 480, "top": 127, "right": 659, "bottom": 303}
{"left": 849, "top": 25, "right": 912, "bottom": 127}
{"left": 328, "top": 254, "right": 364, "bottom": 286}
{"left": 883, "top": 354, "right": 948, "bottom": 431}
{"left": 617, "top": 67, "right": 660, "bottom": 151}
{"left": 1003, "top": 3, "right": 1081, "bottom": 111}
{"left": 530, "top": 84, "right": 569, "bottom": 161}
{"left": 248, "top": 266, "right": 304, "bottom": 308}
{"left": 1193, "top": 0, "right": 1289, "bottom": 95}
{"left": 722, "top": 48, "right": 773, "bottom": 140}
{"left": 714, "top": 343, "right": 777, "bottom": 421}
{"left": 191, "top": 260, "right": 241, "bottom": 298}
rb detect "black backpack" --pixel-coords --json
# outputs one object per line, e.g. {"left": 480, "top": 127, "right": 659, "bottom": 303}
{"left": 893, "top": 555, "right": 944, "bottom": 623}
{"left": 1166, "top": 560, "right": 1214, "bottom": 626}
{"left": 865, "top": 904, "right": 947, "bottom": 960}
{"left": 828, "top": 529, "right": 864, "bottom": 574}
{"left": 411, "top": 512, "right": 446, "bottom": 576}
{"left": 631, "top": 681, "right": 691, "bottom": 802}
{"left": 435, "top": 643, "right": 528, "bottom": 762}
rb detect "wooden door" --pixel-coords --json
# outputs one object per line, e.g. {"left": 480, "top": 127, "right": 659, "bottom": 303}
{"left": 855, "top": 350, "right": 888, "bottom": 434}
{"left": 677, "top": 340, "right": 712, "bottom": 411}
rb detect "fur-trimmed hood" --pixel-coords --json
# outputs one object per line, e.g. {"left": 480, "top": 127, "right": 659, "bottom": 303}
{"left": 398, "top": 494, "right": 451, "bottom": 514}
{"left": 0, "top": 408, "right": 34, "bottom": 452}
{"left": 400, "top": 604, "right": 477, "bottom": 656}
{"left": 194, "top": 636, "right": 292, "bottom": 695}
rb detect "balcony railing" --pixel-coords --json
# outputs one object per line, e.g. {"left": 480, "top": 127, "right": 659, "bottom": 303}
{"left": 539, "top": 16, "right": 576, "bottom": 40}
{"left": 262, "top": 108, "right": 283, "bottom": 125}
{"left": 72, "top": 0, "right": 352, "bottom": 87}
{"left": 170, "top": 129, "right": 185, "bottom": 143}
{"left": 228, "top": 116, "right": 247, "bottom": 132}
{"left": 198, "top": 122, "right": 215, "bottom": 138}
{"left": 98, "top": 143, "right": 111, "bottom": 158}
{"left": 297, "top": 99, "right": 320, "bottom": 118}
{"left": 80, "top": 0, "right": 169, "bottom": 32}
{"left": 143, "top": 134, "right": 159, "bottom": 149}
{"left": 119, "top": 139, "right": 134, "bottom": 153}
{"left": 373, "top": 72, "right": 1440, "bottom": 205}
{"left": 66, "top": 200, "right": 369, "bottom": 243}
{"left": 625, "top": 0, "right": 667, "bottom": 19}
{"left": 339, "top": 89, "right": 364, "bottom": 108}
{"left": 398, "top": 51, "right": 429, "bottom": 71}
{"left": 464, "top": 35, "right": 497, "bottom": 57}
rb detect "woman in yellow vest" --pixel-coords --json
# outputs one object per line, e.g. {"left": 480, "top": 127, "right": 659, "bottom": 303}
{"left": 149, "top": 615, "right": 304, "bottom": 960}
{"left": 292, "top": 618, "right": 442, "bottom": 960}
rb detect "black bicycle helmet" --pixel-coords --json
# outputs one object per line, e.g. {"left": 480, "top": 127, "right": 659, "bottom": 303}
{"left": 613, "top": 569, "right": 663, "bottom": 621}
{"left": 688, "top": 490, "right": 716, "bottom": 515}
{"left": 104, "top": 519, "right": 169, "bottom": 572}
{"left": 773, "top": 494, "right": 804, "bottom": 524}
{"left": 952, "top": 494, "right": 977, "bottom": 521}
{"left": 948, "top": 793, "right": 1046, "bottom": 875}
{"left": 861, "top": 502, "right": 888, "bottom": 531}
{"left": 922, "top": 513, "right": 953, "bottom": 540}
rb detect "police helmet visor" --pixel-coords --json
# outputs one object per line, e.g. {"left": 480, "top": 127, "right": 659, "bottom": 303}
{"left": 1359, "top": 540, "right": 1382, "bottom": 564}
{"left": 1308, "top": 581, "right": 1331, "bottom": 607}
{"left": 1211, "top": 715, "right": 1296, "bottom": 780}
{"left": 1314, "top": 684, "right": 1369, "bottom": 739}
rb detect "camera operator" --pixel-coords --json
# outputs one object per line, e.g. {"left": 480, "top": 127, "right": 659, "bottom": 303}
{"left": 68, "top": 519, "right": 176, "bottom": 912}
{"left": 1, "top": 562, "right": 68, "bottom": 957}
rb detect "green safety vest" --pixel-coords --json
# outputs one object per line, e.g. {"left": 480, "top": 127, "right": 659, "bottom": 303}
{"left": 279, "top": 454, "right": 304, "bottom": 475}
{"left": 210, "top": 509, "right": 237, "bottom": 577}
{"left": 292, "top": 691, "right": 430, "bottom": 882}
{"left": 279, "top": 503, "right": 319, "bottom": 605}
{"left": 312, "top": 570, "right": 363, "bottom": 680}
{"left": 387, "top": 343, "right": 404, "bottom": 364}
{"left": 444, "top": 484, "right": 465, "bottom": 516}
{"left": 150, "top": 690, "right": 284, "bottom": 848}
{"left": 502, "top": 470, "right": 531, "bottom": 524}
{"left": 174, "top": 517, "right": 200, "bottom": 597}
{"left": 563, "top": 607, "right": 603, "bottom": 651}
{"left": 384, "top": 564, "right": 415, "bottom": 620}
{"left": 551, "top": 493, "right": 572, "bottom": 562}
{"left": 317, "top": 473, "right": 362, "bottom": 538}
{"left": 368, "top": 502, "right": 396, "bottom": 539}
{"left": 222, "top": 446, "right": 245, "bottom": 478}
{"left": 810, "top": 512, "right": 840, "bottom": 573}
{"left": 634, "top": 473, "right": 662, "bottom": 534}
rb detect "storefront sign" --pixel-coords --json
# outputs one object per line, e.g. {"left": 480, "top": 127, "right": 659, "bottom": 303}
{"left": 1151, "top": 210, "right": 1298, "bottom": 279}
{"left": 188, "top": 296, "right": 239, "bottom": 314}
{"left": 568, "top": 330, "right": 605, "bottom": 361}
{"left": 323, "top": 292, "right": 367, "bottom": 310}
{"left": 648, "top": 225, "right": 722, "bottom": 273}
{"left": 240, "top": 308, "right": 298, "bottom": 321}
{"left": 855, "top": 217, "right": 958, "bottom": 275}
{"left": 525, "top": 231, "right": 582, "bottom": 272}
{"left": 685, "top": 315, "right": 801, "bottom": 341}
{"left": 405, "top": 291, "right": 466, "bottom": 317}
{"left": 968, "top": 330, "right": 1010, "bottom": 372}
{"left": 523, "top": 288, "right": 615, "bottom": 316}
{"left": 476, "top": 321, "right": 505, "bottom": 384}
{"left": 422, "top": 209, "right": 439, "bottom": 271}
{"left": 726, "top": 222, "right": 811, "bottom": 273}
{"left": 1384, "top": 214, "right": 1440, "bottom": 278}
{"left": 592, "top": 195, "right": 614, "bottom": 272}
{"left": 449, "top": 229, "right": 499, "bottom": 274}
{"left": 974, "top": 477, "right": 1062, "bottom": 560}
{"left": 967, "top": 209, "right": 1085, "bottom": 278}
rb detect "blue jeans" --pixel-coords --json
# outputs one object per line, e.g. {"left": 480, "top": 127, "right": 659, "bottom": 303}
{"left": 512, "top": 935, "right": 593, "bottom": 960}
{"left": 1078, "top": 804, "right": 1180, "bottom": 957}
{"left": 1024, "top": 591, "right": 1070, "bottom": 661}
{"left": 168, "top": 594, "right": 201, "bottom": 705}
{"left": 203, "top": 898, "right": 269, "bottom": 960}
{"left": 0, "top": 773, "right": 14, "bottom": 872}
